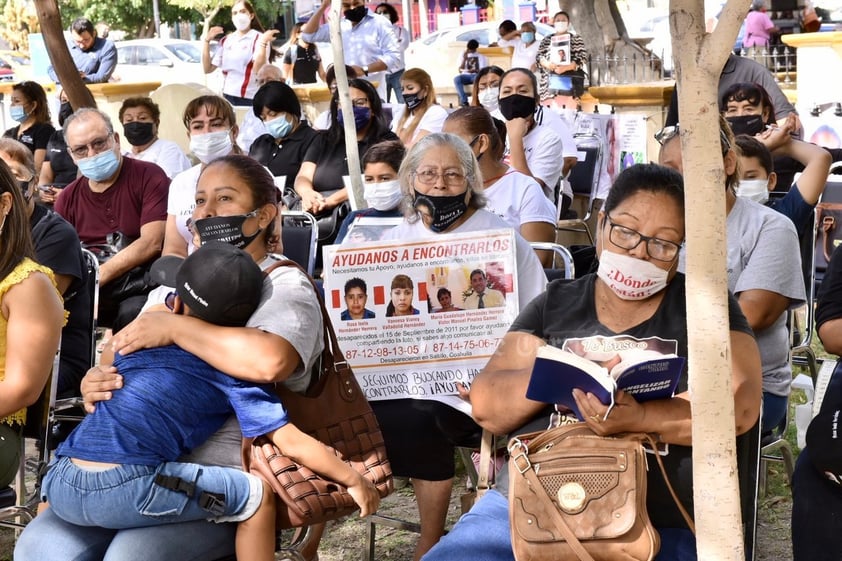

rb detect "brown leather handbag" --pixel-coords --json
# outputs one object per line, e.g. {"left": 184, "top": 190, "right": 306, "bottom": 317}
{"left": 508, "top": 423, "right": 693, "bottom": 561}
{"left": 242, "top": 261, "right": 393, "bottom": 529}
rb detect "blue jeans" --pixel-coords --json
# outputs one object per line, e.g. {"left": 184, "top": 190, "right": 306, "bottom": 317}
{"left": 421, "top": 490, "right": 697, "bottom": 561}
{"left": 453, "top": 74, "right": 476, "bottom": 106}
{"left": 761, "top": 391, "right": 788, "bottom": 435}
{"left": 42, "top": 456, "right": 261, "bottom": 528}
{"left": 386, "top": 69, "right": 404, "bottom": 103}
{"left": 14, "top": 507, "right": 237, "bottom": 561}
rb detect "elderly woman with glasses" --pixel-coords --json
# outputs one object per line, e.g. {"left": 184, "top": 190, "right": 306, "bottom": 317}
{"left": 371, "top": 132, "right": 547, "bottom": 560}
{"left": 422, "top": 162, "right": 762, "bottom": 561}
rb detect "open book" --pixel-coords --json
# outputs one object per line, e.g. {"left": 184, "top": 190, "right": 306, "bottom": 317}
{"left": 526, "top": 344, "right": 685, "bottom": 421}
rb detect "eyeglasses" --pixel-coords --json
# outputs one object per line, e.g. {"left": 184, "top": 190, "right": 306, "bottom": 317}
{"left": 68, "top": 136, "right": 113, "bottom": 159}
{"left": 414, "top": 168, "right": 466, "bottom": 187}
{"left": 605, "top": 214, "right": 682, "bottom": 262}
{"left": 654, "top": 124, "right": 731, "bottom": 155}
{"left": 165, "top": 291, "right": 178, "bottom": 312}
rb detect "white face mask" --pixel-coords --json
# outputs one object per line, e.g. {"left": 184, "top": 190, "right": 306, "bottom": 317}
{"left": 597, "top": 250, "right": 670, "bottom": 300}
{"left": 190, "top": 130, "right": 233, "bottom": 164}
{"left": 364, "top": 179, "right": 403, "bottom": 211}
{"left": 233, "top": 13, "right": 252, "bottom": 32}
{"left": 478, "top": 87, "right": 500, "bottom": 111}
{"left": 554, "top": 21, "right": 569, "bottom": 34}
{"left": 736, "top": 179, "right": 770, "bottom": 204}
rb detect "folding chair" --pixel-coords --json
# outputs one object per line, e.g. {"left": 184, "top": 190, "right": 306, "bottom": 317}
{"left": 0, "top": 350, "right": 61, "bottom": 530}
{"left": 281, "top": 211, "right": 318, "bottom": 277}
{"left": 737, "top": 421, "right": 761, "bottom": 561}
{"left": 529, "top": 241, "right": 576, "bottom": 281}
{"left": 556, "top": 133, "right": 603, "bottom": 245}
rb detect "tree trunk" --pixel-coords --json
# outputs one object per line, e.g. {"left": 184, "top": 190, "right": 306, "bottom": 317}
{"left": 670, "top": 0, "right": 748, "bottom": 559}
{"left": 33, "top": 0, "right": 96, "bottom": 109}
{"left": 566, "top": 0, "right": 652, "bottom": 84}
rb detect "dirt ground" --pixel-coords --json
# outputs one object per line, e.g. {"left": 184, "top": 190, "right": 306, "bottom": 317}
{"left": 0, "top": 467, "right": 795, "bottom": 561}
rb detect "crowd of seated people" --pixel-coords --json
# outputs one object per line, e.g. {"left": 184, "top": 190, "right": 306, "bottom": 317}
{"left": 3, "top": 27, "right": 842, "bottom": 561}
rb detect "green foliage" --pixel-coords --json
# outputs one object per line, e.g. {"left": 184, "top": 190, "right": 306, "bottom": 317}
{"left": 59, "top": 0, "right": 201, "bottom": 38}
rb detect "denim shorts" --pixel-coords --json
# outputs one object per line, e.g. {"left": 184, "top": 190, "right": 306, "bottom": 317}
{"left": 42, "top": 456, "right": 263, "bottom": 529}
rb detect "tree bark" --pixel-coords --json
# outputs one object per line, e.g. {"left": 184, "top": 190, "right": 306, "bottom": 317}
{"left": 33, "top": 0, "right": 96, "bottom": 109}
{"left": 670, "top": 1, "right": 749, "bottom": 559}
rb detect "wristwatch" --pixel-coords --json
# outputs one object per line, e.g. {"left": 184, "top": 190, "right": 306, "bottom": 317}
{"left": 362, "top": 65, "right": 369, "bottom": 76}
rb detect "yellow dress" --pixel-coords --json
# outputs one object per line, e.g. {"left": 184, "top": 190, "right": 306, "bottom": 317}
{"left": 0, "top": 258, "right": 64, "bottom": 427}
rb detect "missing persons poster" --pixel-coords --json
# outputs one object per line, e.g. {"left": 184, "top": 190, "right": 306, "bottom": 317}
{"left": 323, "top": 229, "right": 519, "bottom": 411}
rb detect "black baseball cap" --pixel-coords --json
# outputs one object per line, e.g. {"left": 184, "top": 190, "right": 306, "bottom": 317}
{"left": 150, "top": 241, "right": 264, "bottom": 327}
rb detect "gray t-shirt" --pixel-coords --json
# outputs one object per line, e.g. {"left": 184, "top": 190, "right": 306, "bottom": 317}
{"left": 183, "top": 255, "right": 324, "bottom": 468}
{"left": 726, "top": 197, "right": 805, "bottom": 396}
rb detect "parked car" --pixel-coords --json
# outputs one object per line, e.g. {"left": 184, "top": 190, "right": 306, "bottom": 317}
{"left": 0, "top": 50, "right": 31, "bottom": 82}
{"left": 405, "top": 21, "right": 555, "bottom": 89}
{"left": 115, "top": 38, "right": 222, "bottom": 91}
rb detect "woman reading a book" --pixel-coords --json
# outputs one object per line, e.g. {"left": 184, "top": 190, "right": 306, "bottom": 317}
{"left": 421, "top": 163, "right": 762, "bottom": 561}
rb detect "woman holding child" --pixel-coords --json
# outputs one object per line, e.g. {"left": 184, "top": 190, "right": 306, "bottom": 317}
{"left": 15, "top": 155, "right": 325, "bottom": 560}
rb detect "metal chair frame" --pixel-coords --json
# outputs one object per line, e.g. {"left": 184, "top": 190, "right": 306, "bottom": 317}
{"left": 281, "top": 210, "right": 318, "bottom": 277}
{"left": 556, "top": 133, "right": 603, "bottom": 245}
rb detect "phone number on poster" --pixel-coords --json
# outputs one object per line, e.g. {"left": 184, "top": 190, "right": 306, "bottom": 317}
{"left": 432, "top": 339, "right": 499, "bottom": 352}
{"left": 345, "top": 345, "right": 423, "bottom": 359}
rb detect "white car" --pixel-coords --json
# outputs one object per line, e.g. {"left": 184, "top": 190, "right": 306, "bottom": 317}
{"left": 405, "top": 21, "right": 555, "bottom": 88}
{"left": 115, "top": 38, "right": 222, "bottom": 91}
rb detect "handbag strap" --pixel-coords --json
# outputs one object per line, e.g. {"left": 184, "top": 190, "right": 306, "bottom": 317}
{"left": 642, "top": 434, "right": 696, "bottom": 534}
{"left": 263, "top": 259, "right": 349, "bottom": 397}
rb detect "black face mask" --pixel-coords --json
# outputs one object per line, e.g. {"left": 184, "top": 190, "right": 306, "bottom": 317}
{"left": 498, "top": 94, "right": 536, "bottom": 120}
{"left": 344, "top": 5, "right": 367, "bottom": 23}
{"left": 194, "top": 211, "right": 263, "bottom": 249}
{"left": 123, "top": 121, "right": 156, "bottom": 147}
{"left": 404, "top": 92, "right": 423, "bottom": 111}
{"left": 413, "top": 190, "right": 468, "bottom": 233}
{"left": 58, "top": 102, "right": 73, "bottom": 127}
{"left": 726, "top": 114, "right": 765, "bottom": 137}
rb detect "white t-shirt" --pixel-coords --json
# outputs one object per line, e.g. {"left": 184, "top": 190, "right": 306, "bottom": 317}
{"left": 391, "top": 104, "right": 448, "bottom": 143}
{"left": 212, "top": 29, "right": 267, "bottom": 100}
{"left": 124, "top": 138, "right": 192, "bottom": 179}
{"left": 313, "top": 110, "right": 331, "bottom": 131}
{"left": 511, "top": 39, "right": 540, "bottom": 70}
{"left": 167, "top": 163, "right": 202, "bottom": 254}
{"left": 483, "top": 167, "right": 557, "bottom": 229}
{"left": 384, "top": 209, "right": 547, "bottom": 413}
{"left": 519, "top": 123, "right": 564, "bottom": 200}
{"left": 536, "top": 107, "right": 578, "bottom": 199}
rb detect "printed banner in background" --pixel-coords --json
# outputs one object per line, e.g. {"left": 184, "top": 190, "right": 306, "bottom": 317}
{"left": 323, "top": 229, "right": 519, "bottom": 413}
{"left": 617, "top": 113, "right": 647, "bottom": 171}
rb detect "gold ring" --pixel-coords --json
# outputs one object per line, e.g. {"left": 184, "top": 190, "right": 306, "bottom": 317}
{"left": 590, "top": 414, "right": 601, "bottom": 422}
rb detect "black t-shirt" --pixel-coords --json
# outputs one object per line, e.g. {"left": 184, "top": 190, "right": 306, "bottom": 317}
{"left": 302, "top": 129, "right": 399, "bottom": 194}
{"left": 248, "top": 124, "right": 319, "bottom": 193}
{"left": 497, "top": 273, "right": 752, "bottom": 530}
{"left": 30, "top": 204, "right": 92, "bottom": 396}
{"left": 283, "top": 43, "right": 321, "bottom": 85}
{"left": 817, "top": 243, "right": 842, "bottom": 331}
{"left": 44, "top": 130, "right": 78, "bottom": 187}
{"left": 4, "top": 121, "right": 55, "bottom": 154}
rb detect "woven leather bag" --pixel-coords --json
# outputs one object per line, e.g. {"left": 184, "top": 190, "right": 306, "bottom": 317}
{"left": 242, "top": 261, "right": 393, "bottom": 529}
{"left": 508, "top": 423, "right": 692, "bottom": 561}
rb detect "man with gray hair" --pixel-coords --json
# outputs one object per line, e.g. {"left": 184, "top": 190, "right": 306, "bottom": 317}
{"left": 56, "top": 108, "right": 169, "bottom": 331}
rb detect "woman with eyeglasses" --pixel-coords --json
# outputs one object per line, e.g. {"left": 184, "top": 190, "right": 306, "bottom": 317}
{"left": 16, "top": 154, "right": 326, "bottom": 561}
{"left": 370, "top": 132, "right": 546, "bottom": 561}
{"left": 294, "top": 78, "right": 398, "bottom": 245}
{"left": 422, "top": 163, "right": 762, "bottom": 561}
{"left": 3, "top": 81, "right": 55, "bottom": 175}
{"left": 441, "top": 106, "right": 555, "bottom": 263}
